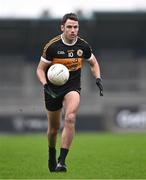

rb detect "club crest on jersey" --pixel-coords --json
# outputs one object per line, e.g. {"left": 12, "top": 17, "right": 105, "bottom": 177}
{"left": 77, "top": 49, "right": 83, "bottom": 57}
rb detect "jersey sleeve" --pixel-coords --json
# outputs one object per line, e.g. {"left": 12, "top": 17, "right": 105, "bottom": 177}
{"left": 83, "top": 43, "right": 92, "bottom": 61}
{"left": 41, "top": 44, "right": 53, "bottom": 63}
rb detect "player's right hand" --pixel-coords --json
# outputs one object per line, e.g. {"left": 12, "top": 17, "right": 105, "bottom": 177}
{"left": 44, "top": 84, "right": 58, "bottom": 98}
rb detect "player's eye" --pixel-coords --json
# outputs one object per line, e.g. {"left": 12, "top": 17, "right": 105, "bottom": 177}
{"left": 74, "top": 26, "right": 78, "bottom": 29}
{"left": 66, "top": 25, "right": 78, "bottom": 29}
{"left": 67, "top": 25, "right": 72, "bottom": 29}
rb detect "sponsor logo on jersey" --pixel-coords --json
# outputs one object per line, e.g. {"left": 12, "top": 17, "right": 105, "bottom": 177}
{"left": 67, "top": 49, "right": 75, "bottom": 52}
{"left": 52, "top": 58, "right": 83, "bottom": 71}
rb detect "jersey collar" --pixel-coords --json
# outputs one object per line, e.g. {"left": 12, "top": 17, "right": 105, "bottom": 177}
{"left": 61, "top": 34, "right": 78, "bottom": 46}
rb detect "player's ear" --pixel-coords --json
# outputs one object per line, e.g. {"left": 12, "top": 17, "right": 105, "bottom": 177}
{"left": 61, "top": 25, "right": 64, "bottom": 32}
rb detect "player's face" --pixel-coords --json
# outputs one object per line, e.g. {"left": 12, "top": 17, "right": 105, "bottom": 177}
{"left": 61, "top": 19, "right": 79, "bottom": 42}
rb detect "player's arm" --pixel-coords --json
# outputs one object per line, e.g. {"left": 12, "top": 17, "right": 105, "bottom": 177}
{"left": 36, "top": 59, "right": 58, "bottom": 98}
{"left": 89, "top": 54, "right": 103, "bottom": 96}
{"left": 36, "top": 59, "right": 50, "bottom": 85}
{"left": 89, "top": 54, "right": 101, "bottom": 79}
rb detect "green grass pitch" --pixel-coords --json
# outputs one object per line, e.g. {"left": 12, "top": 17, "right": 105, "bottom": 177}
{"left": 0, "top": 132, "right": 146, "bottom": 179}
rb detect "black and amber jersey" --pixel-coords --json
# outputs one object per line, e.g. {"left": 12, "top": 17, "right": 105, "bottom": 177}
{"left": 41, "top": 34, "right": 92, "bottom": 93}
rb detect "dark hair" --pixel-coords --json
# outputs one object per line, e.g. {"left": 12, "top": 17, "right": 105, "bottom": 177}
{"left": 61, "top": 13, "right": 79, "bottom": 25}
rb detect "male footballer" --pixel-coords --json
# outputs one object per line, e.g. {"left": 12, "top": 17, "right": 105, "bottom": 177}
{"left": 36, "top": 13, "right": 103, "bottom": 172}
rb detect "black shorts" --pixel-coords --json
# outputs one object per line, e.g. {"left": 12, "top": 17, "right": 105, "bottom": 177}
{"left": 44, "top": 70, "right": 81, "bottom": 111}
{"left": 44, "top": 87, "right": 81, "bottom": 111}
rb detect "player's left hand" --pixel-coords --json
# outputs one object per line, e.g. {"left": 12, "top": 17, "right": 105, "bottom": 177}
{"left": 44, "top": 84, "right": 58, "bottom": 98}
{"left": 96, "top": 78, "right": 103, "bottom": 96}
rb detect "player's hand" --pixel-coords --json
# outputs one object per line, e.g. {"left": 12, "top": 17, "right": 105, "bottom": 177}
{"left": 44, "top": 84, "right": 58, "bottom": 98}
{"left": 96, "top": 78, "right": 103, "bottom": 96}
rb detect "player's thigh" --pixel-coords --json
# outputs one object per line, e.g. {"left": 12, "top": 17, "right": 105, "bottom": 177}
{"left": 47, "top": 109, "right": 61, "bottom": 129}
{"left": 63, "top": 91, "right": 80, "bottom": 115}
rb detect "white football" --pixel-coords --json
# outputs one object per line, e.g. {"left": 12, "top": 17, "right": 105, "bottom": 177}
{"left": 47, "top": 64, "right": 69, "bottom": 86}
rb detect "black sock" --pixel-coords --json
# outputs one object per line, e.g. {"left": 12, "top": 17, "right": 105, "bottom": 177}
{"left": 58, "top": 148, "right": 69, "bottom": 165}
{"left": 49, "top": 146, "right": 56, "bottom": 161}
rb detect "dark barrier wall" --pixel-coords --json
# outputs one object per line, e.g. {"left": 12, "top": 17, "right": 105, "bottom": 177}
{"left": 0, "top": 12, "right": 146, "bottom": 58}
{"left": 0, "top": 114, "right": 105, "bottom": 133}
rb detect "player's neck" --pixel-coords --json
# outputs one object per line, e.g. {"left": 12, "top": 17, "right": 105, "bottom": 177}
{"left": 61, "top": 34, "right": 77, "bottom": 46}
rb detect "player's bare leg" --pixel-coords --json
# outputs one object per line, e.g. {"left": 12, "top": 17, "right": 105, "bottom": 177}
{"left": 56, "top": 91, "right": 80, "bottom": 172}
{"left": 62, "top": 91, "right": 80, "bottom": 148}
{"left": 47, "top": 109, "right": 61, "bottom": 172}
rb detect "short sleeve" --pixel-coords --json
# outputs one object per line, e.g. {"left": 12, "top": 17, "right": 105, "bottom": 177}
{"left": 41, "top": 44, "right": 54, "bottom": 62}
{"left": 84, "top": 43, "right": 92, "bottom": 60}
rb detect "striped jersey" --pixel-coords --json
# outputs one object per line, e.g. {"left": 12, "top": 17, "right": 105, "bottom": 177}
{"left": 41, "top": 34, "right": 92, "bottom": 91}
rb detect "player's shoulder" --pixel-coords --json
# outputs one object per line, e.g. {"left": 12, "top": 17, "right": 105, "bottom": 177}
{"left": 78, "top": 36, "right": 90, "bottom": 46}
{"left": 43, "top": 35, "right": 61, "bottom": 50}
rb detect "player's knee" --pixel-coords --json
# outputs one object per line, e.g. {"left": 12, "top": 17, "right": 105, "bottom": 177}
{"left": 47, "top": 128, "right": 58, "bottom": 136}
{"left": 65, "top": 113, "right": 76, "bottom": 128}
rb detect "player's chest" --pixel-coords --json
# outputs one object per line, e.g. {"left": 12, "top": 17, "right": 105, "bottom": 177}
{"left": 54, "top": 46, "right": 84, "bottom": 58}
{"left": 52, "top": 46, "right": 84, "bottom": 71}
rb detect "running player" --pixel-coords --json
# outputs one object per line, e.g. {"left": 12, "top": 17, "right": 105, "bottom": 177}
{"left": 36, "top": 13, "right": 103, "bottom": 172}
